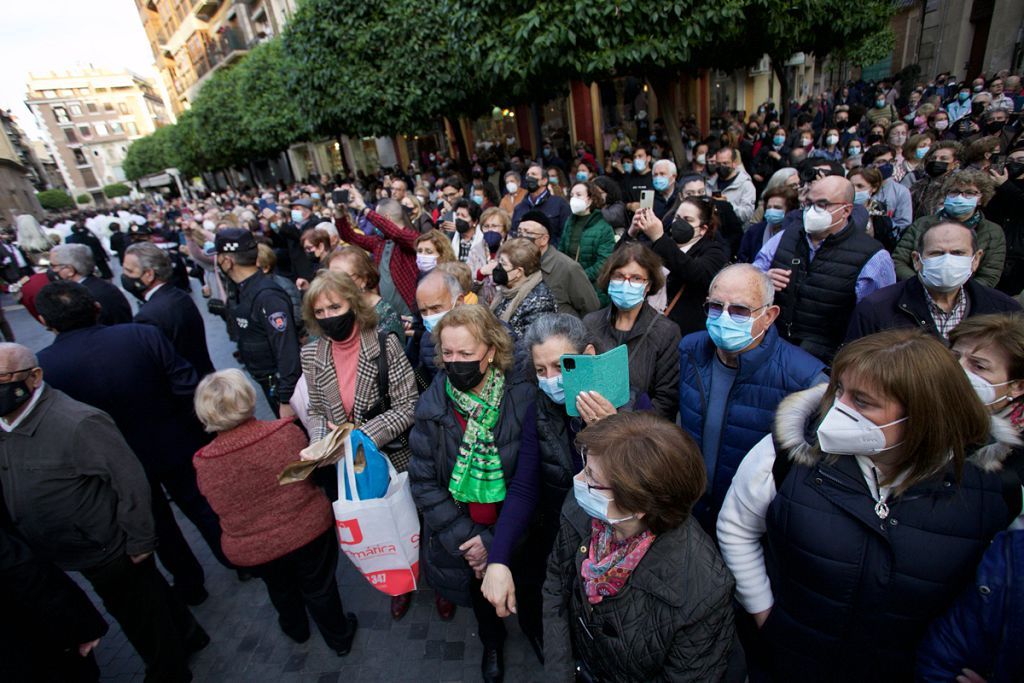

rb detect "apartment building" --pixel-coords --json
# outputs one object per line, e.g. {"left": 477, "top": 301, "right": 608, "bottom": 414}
{"left": 25, "top": 67, "right": 171, "bottom": 203}
{"left": 0, "top": 110, "right": 44, "bottom": 222}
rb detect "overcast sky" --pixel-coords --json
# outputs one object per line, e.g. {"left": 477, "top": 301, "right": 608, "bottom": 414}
{"left": 2, "top": 0, "right": 156, "bottom": 140}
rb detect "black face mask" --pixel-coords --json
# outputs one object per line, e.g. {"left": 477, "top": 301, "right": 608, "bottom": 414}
{"left": 986, "top": 120, "right": 1006, "bottom": 134}
{"left": 455, "top": 218, "right": 473, "bottom": 234}
{"left": 445, "top": 360, "right": 487, "bottom": 392}
{"left": 1006, "top": 160, "right": 1024, "bottom": 180}
{"left": 523, "top": 176, "right": 540, "bottom": 193}
{"left": 925, "top": 160, "right": 950, "bottom": 178}
{"left": 0, "top": 380, "right": 33, "bottom": 417}
{"left": 492, "top": 264, "right": 509, "bottom": 286}
{"left": 318, "top": 310, "right": 356, "bottom": 342}
{"left": 670, "top": 218, "right": 696, "bottom": 244}
{"left": 705, "top": 163, "right": 719, "bottom": 176}
{"left": 45, "top": 268, "right": 60, "bottom": 283}
{"left": 120, "top": 274, "right": 148, "bottom": 300}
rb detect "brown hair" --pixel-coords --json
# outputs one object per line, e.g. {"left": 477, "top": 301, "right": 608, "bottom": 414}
{"left": 596, "top": 241, "right": 666, "bottom": 296}
{"left": 848, "top": 166, "right": 884, "bottom": 193}
{"left": 944, "top": 168, "right": 995, "bottom": 205}
{"left": 572, "top": 180, "right": 606, "bottom": 210}
{"left": 949, "top": 313, "right": 1024, "bottom": 380}
{"left": 498, "top": 237, "right": 541, "bottom": 276}
{"left": 433, "top": 304, "right": 515, "bottom": 372}
{"left": 479, "top": 207, "right": 511, "bottom": 235}
{"left": 575, "top": 412, "right": 706, "bottom": 534}
{"left": 300, "top": 228, "right": 331, "bottom": 252}
{"left": 302, "top": 270, "right": 378, "bottom": 338}
{"left": 436, "top": 261, "right": 473, "bottom": 294}
{"left": 763, "top": 185, "right": 799, "bottom": 212}
{"left": 414, "top": 229, "right": 457, "bottom": 263}
{"left": 822, "top": 328, "right": 991, "bottom": 494}
{"left": 326, "top": 245, "right": 380, "bottom": 291}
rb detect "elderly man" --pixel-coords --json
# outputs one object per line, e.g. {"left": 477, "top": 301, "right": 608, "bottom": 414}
{"left": 414, "top": 270, "right": 466, "bottom": 384}
{"left": 499, "top": 170, "right": 527, "bottom": 215}
{"left": 710, "top": 146, "right": 756, "bottom": 222}
{"left": 679, "top": 264, "right": 826, "bottom": 534}
{"left": 517, "top": 210, "right": 599, "bottom": 317}
{"left": 511, "top": 163, "right": 572, "bottom": 242}
{"left": 754, "top": 175, "right": 895, "bottom": 362}
{"left": 0, "top": 342, "right": 206, "bottom": 681}
{"left": 124, "top": 242, "right": 215, "bottom": 377}
{"left": 651, "top": 159, "right": 680, "bottom": 222}
{"left": 48, "top": 243, "right": 131, "bottom": 325}
{"left": 279, "top": 197, "right": 317, "bottom": 281}
{"left": 847, "top": 221, "right": 1020, "bottom": 342}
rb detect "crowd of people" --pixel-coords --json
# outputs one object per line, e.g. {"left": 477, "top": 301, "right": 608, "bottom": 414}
{"left": 3, "top": 70, "right": 1024, "bottom": 683}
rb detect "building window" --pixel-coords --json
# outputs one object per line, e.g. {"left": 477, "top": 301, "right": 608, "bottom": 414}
{"left": 109, "top": 122, "right": 124, "bottom": 134}
{"left": 104, "top": 102, "right": 114, "bottom": 112}
{"left": 78, "top": 125, "right": 91, "bottom": 138}
{"left": 63, "top": 128, "right": 77, "bottom": 143}
{"left": 126, "top": 122, "right": 138, "bottom": 135}
{"left": 69, "top": 104, "right": 82, "bottom": 116}
{"left": 95, "top": 122, "right": 108, "bottom": 136}
{"left": 73, "top": 149, "right": 87, "bottom": 165}
{"left": 86, "top": 102, "right": 98, "bottom": 113}
{"left": 53, "top": 107, "right": 70, "bottom": 124}
{"left": 80, "top": 168, "right": 98, "bottom": 187}
{"left": 118, "top": 102, "right": 130, "bottom": 114}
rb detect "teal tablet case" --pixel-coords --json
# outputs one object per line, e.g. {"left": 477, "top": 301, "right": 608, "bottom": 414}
{"left": 561, "top": 345, "right": 630, "bottom": 417}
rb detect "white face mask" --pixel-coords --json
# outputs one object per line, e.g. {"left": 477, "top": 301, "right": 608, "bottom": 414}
{"left": 918, "top": 253, "right": 974, "bottom": 292}
{"left": 816, "top": 398, "right": 908, "bottom": 455}
{"left": 505, "top": 182, "right": 518, "bottom": 195}
{"left": 803, "top": 205, "right": 840, "bottom": 234}
{"left": 695, "top": 154, "right": 707, "bottom": 165}
{"left": 569, "top": 197, "right": 589, "bottom": 215}
{"left": 416, "top": 253, "right": 438, "bottom": 272}
{"left": 964, "top": 367, "right": 1015, "bottom": 406}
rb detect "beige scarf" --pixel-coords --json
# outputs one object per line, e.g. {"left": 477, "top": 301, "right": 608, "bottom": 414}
{"left": 491, "top": 270, "right": 544, "bottom": 323}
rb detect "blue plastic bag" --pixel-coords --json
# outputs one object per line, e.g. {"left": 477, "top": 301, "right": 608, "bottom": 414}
{"left": 339, "top": 429, "right": 390, "bottom": 501}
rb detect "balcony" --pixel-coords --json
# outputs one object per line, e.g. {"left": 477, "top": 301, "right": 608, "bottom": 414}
{"left": 207, "top": 27, "right": 250, "bottom": 69}
{"left": 193, "top": 0, "right": 222, "bottom": 21}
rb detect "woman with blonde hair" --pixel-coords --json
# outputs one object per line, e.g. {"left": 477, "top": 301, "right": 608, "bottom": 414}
{"left": 718, "top": 328, "right": 1022, "bottom": 682}
{"left": 489, "top": 237, "right": 557, "bottom": 337}
{"left": 414, "top": 229, "right": 457, "bottom": 274}
{"left": 466, "top": 207, "right": 511, "bottom": 305}
{"left": 325, "top": 246, "right": 404, "bottom": 339}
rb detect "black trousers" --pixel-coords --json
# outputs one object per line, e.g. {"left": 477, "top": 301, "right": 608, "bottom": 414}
{"left": 250, "top": 529, "right": 352, "bottom": 651}
{"left": 80, "top": 554, "right": 202, "bottom": 682}
{"left": 254, "top": 375, "right": 280, "bottom": 417}
{"left": 469, "top": 544, "right": 544, "bottom": 650}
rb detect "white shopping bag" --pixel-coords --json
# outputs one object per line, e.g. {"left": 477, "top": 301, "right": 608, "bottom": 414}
{"left": 332, "top": 433, "right": 420, "bottom": 596}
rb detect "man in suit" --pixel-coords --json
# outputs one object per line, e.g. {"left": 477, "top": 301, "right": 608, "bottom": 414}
{"left": 34, "top": 281, "right": 229, "bottom": 605}
{"left": 124, "top": 242, "right": 215, "bottom": 376}
{"left": 48, "top": 243, "right": 132, "bottom": 326}
{"left": 125, "top": 223, "right": 192, "bottom": 292}
{"left": 66, "top": 220, "right": 113, "bottom": 279}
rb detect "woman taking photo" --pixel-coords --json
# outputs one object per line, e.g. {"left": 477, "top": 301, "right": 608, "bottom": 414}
{"left": 848, "top": 166, "right": 897, "bottom": 249}
{"left": 717, "top": 328, "right": 1022, "bottom": 682}
{"left": 543, "top": 412, "right": 735, "bottom": 681}
{"left": 297, "top": 228, "right": 331, "bottom": 290}
{"left": 325, "top": 246, "right": 405, "bottom": 340}
{"left": 630, "top": 197, "right": 729, "bottom": 336}
{"left": 559, "top": 180, "right": 616, "bottom": 292}
{"left": 489, "top": 237, "right": 557, "bottom": 338}
{"left": 193, "top": 370, "right": 358, "bottom": 655}
{"left": 409, "top": 305, "right": 539, "bottom": 682}
{"left": 584, "top": 243, "right": 681, "bottom": 420}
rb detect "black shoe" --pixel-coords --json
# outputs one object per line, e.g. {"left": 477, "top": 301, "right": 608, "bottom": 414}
{"left": 174, "top": 583, "right": 209, "bottom": 607}
{"left": 334, "top": 613, "right": 359, "bottom": 657}
{"left": 481, "top": 645, "right": 503, "bottom": 682}
{"left": 525, "top": 632, "right": 544, "bottom": 665}
{"left": 279, "top": 618, "right": 311, "bottom": 644}
{"left": 236, "top": 569, "right": 253, "bottom": 582}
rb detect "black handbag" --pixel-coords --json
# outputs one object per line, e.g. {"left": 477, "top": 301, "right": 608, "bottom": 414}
{"left": 363, "top": 332, "right": 412, "bottom": 456}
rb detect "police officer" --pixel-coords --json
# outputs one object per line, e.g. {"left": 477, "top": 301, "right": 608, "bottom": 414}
{"left": 127, "top": 223, "right": 192, "bottom": 292}
{"left": 215, "top": 228, "right": 300, "bottom": 417}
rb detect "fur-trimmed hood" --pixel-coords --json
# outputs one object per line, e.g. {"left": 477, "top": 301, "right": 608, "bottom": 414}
{"left": 773, "top": 383, "right": 1021, "bottom": 471}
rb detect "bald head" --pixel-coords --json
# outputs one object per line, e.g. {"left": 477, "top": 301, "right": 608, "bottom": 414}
{"left": 709, "top": 264, "right": 775, "bottom": 309}
{"left": 814, "top": 175, "right": 855, "bottom": 204}
{"left": 0, "top": 343, "right": 37, "bottom": 373}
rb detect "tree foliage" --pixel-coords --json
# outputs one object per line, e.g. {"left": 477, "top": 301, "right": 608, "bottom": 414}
{"left": 36, "top": 189, "right": 74, "bottom": 211}
{"left": 236, "top": 39, "right": 309, "bottom": 158}
{"left": 102, "top": 183, "right": 131, "bottom": 198}
{"left": 75, "top": 193, "right": 91, "bottom": 205}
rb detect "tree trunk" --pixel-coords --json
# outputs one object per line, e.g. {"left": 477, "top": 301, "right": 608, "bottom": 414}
{"left": 446, "top": 117, "right": 470, "bottom": 172}
{"left": 772, "top": 58, "right": 792, "bottom": 128}
{"left": 247, "top": 160, "right": 259, "bottom": 187}
{"left": 283, "top": 148, "right": 296, "bottom": 185}
{"left": 650, "top": 75, "right": 686, "bottom": 167}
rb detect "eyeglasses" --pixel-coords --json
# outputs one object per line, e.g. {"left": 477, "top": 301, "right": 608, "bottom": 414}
{"left": 703, "top": 300, "right": 768, "bottom": 323}
{"left": 609, "top": 274, "right": 649, "bottom": 286}
{"left": 947, "top": 190, "right": 982, "bottom": 199}
{"left": 0, "top": 367, "right": 36, "bottom": 383}
{"left": 800, "top": 199, "right": 847, "bottom": 211}
{"left": 574, "top": 442, "right": 613, "bottom": 493}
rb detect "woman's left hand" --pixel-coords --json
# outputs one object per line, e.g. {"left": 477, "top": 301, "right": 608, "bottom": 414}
{"left": 479, "top": 260, "right": 498, "bottom": 277}
{"left": 459, "top": 535, "right": 488, "bottom": 575}
{"left": 576, "top": 391, "right": 618, "bottom": 425}
{"left": 638, "top": 209, "right": 665, "bottom": 241}
{"left": 481, "top": 564, "right": 517, "bottom": 617}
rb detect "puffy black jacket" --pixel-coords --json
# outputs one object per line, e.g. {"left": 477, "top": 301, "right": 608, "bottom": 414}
{"left": 543, "top": 499, "right": 735, "bottom": 682}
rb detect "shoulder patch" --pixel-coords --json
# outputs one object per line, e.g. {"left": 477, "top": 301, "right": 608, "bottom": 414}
{"left": 268, "top": 311, "right": 288, "bottom": 332}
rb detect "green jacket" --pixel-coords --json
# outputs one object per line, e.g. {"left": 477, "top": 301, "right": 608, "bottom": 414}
{"left": 559, "top": 211, "right": 615, "bottom": 284}
{"left": 893, "top": 213, "right": 1006, "bottom": 288}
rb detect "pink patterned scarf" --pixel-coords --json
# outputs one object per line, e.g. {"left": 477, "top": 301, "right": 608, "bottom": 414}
{"left": 580, "top": 518, "right": 656, "bottom": 605}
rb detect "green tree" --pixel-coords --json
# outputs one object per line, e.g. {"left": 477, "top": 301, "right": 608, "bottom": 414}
{"left": 75, "top": 193, "right": 91, "bottom": 205}
{"left": 103, "top": 183, "right": 131, "bottom": 198}
{"left": 36, "top": 189, "right": 74, "bottom": 211}
{"left": 189, "top": 65, "right": 246, "bottom": 171}
{"left": 124, "top": 124, "right": 179, "bottom": 180}
{"left": 235, "top": 39, "right": 309, "bottom": 159}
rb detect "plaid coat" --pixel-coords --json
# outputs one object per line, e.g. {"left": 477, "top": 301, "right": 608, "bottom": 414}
{"left": 301, "top": 328, "right": 417, "bottom": 471}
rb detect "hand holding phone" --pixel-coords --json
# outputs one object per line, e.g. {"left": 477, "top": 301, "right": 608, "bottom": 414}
{"left": 639, "top": 190, "right": 654, "bottom": 211}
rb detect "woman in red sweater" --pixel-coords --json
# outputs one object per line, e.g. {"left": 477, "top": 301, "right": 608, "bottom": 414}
{"left": 192, "top": 369, "right": 358, "bottom": 656}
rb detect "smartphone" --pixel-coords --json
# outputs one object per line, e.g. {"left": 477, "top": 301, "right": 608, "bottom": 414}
{"left": 332, "top": 188, "right": 350, "bottom": 206}
{"left": 561, "top": 345, "right": 630, "bottom": 417}
{"left": 639, "top": 190, "right": 654, "bottom": 211}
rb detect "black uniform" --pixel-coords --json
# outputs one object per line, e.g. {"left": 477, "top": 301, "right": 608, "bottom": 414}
{"left": 66, "top": 227, "right": 113, "bottom": 279}
{"left": 230, "top": 270, "right": 301, "bottom": 415}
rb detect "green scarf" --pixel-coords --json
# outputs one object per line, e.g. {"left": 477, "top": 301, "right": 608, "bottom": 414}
{"left": 446, "top": 368, "right": 507, "bottom": 504}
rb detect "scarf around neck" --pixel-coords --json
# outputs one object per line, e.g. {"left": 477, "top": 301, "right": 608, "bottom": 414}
{"left": 938, "top": 208, "right": 982, "bottom": 229}
{"left": 580, "top": 517, "right": 656, "bottom": 604}
{"left": 446, "top": 368, "right": 506, "bottom": 504}
{"left": 491, "top": 269, "right": 543, "bottom": 323}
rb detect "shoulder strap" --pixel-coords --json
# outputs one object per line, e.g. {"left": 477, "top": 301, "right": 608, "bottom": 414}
{"left": 376, "top": 331, "right": 391, "bottom": 412}
{"left": 771, "top": 431, "right": 794, "bottom": 492}
{"left": 664, "top": 286, "right": 685, "bottom": 316}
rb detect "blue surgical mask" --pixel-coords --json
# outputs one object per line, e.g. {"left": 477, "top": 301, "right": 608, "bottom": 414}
{"left": 290, "top": 209, "right": 304, "bottom": 223}
{"left": 764, "top": 208, "right": 786, "bottom": 224}
{"left": 202, "top": 240, "right": 216, "bottom": 255}
{"left": 915, "top": 147, "right": 929, "bottom": 159}
{"left": 943, "top": 195, "right": 978, "bottom": 216}
{"left": 706, "top": 310, "right": 766, "bottom": 353}
{"left": 773, "top": 135, "right": 786, "bottom": 147}
{"left": 652, "top": 176, "right": 670, "bottom": 192}
{"left": 538, "top": 373, "right": 565, "bottom": 404}
{"left": 848, "top": 146, "right": 862, "bottom": 156}
{"left": 623, "top": 162, "right": 633, "bottom": 173}
{"left": 608, "top": 280, "right": 647, "bottom": 310}
{"left": 633, "top": 158, "right": 647, "bottom": 173}
{"left": 422, "top": 308, "right": 449, "bottom": 333}
{"left": 853, "top": 190, "right": 871, "bottom": 205}
{"left": 311, "top": 192, "right": 321, "bottom": 200}
{"left": 472, "top": 195, "right": 484, "bottom": 206}
{"left": 573, "top": 476, "right": 634, "bottom": 525}
{"left": 576, "top": 171, "right": 589, "bottom": 182}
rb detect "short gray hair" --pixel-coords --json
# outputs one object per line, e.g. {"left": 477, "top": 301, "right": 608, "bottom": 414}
{"left": 376, "top": 198, "right": 405, "bottom": 224}
{"left": 765, "top": 167, "right": 798, "bottom": 193}
{"left": 418, "top": 269, "right": 463, "bottom": 303}
{"left": 709, "top": 263, "right": 775, "bottom": 308}
{"left": 125, "top": 242, "right": 173, "bottom": 282}
{"left": 50, "top": 243, "right": 94, "bottom": 276}
{"left": 523, "top": 313, "right": 593, "bottom": 355}
{"left": 0, "top": 343, "right": 37, "bottom": 371}
{"left": 653, "top": 159, "right": 677, "bottom": 177}
{"left": 194, "top": 369, "right": 256, "bottom": 433}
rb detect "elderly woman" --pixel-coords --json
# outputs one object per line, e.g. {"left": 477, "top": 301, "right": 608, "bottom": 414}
{"left": 542, "top": 412, "right": 735, "bottom": 681}
{"left": 325, "top": 246, "right": 404, "bottom": 339}
{"left": 559, "top": 180, "right": 615, "bottom": 289}
{"left": 408, "top": 305, "right": 539, "bottom": 681}
{"left": 893, "top": 169, "right": 1006, "bottom": 286}
{"left": 583, "top": 242, "right": 681, "bottom": 420}
{"left": 296, "top": 228, "right": 331, "bottom": 290}
{"left": 414, "top": 229, "right": 457, "bottom": 275}
{"left": 489, "top": 237, "right": 557, "bottom": 338}
{"left": 466, "top": 207, "right": 510, "bottom": 306}
{"left": 717, "top": 329, "right": 1022, "bottom": 682}
{"left": 192, "top": 369, "right": 358, "bottom": 655}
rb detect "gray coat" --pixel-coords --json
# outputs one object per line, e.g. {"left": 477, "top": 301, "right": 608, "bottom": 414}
{"left": 0, "top": 386, "right": 155, "bottom": 571}
{"left": 540, "top": 246, "right": 600, "bottom": 318}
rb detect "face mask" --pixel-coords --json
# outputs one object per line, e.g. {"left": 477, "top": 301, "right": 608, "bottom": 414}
{"left": 826, "top": 135, "right": 839, "bottom": 146}
{"left": 524, "top": 176, "right": 540, "bottom": 192}
{"left": 422, "top": 308, "right": 449, "bottom": 333}
{"left": 801, "top": 139, "right": 813, "bottom": 148}
{"left": 853, "top": 190, "right": 871, "bottom": 205}
{"left": 973, "top": 84, "right": 984, "bottom": 93}
{"left": 915, "top": 147, "right": 930, "bottom": 159}
{"left": 120, "top": 273, "right": 148, "bottom": 300}
{"left": 772, "top": 136, "right": 786, "bottom": 147}
{"left": 964, "top": 368, "right": 1014, "bottom": 406}
{"left": 918, "top": 253, "right": 974, "bottom": 292}
{"left": 877, "top": 162, "right": 894, "bottom": 180}
{"left": 935, "top": 119, "right": 949, "bottom": 131}
{"left": 455, "top": 218, "right": 473, "bottom": 234}
{"left": 469, "top": 195, "right": 483, "bottom": 207}
{"left": 483, "top": 231, "right": 503, "bottom": 253}
{"left": 765, "top": 208, "right": 786, "bottom": 224}
{"left": 875, "top": 99, "right": 886, "bottom": 108}
{"left": 652, "top": 176, "right": 670, "bottom": 192}
{"left": 538, "top": 373, "right": 565, "bottom": 404}
{"left": 575, "top": 171, "right": 589, "bottom": 182}
{"left": 986, "top": 120, "right": 1006, "bottom": 134}
{"left": 542, "top": 147, "right": 551, "bottom": 157}
{"left": 890, "top": 134, "right": 907, "bottom": 146}
{"left": 445, "top": 359, "right": 487, "bottom": 393}
{"left": 633, "top": 158, "right": 647, "bottom": 172}
{"left": 925, "top": 160, "right": 949, "bottom": 177}
{"left": 0, "top": 380, "right": 33, "bottom": 417}
{"left": 959, "top": 91, "right": 970, "bottom": 102}
{"left": 569, "top": 196, "right": 589, "bottom": 215}
{"left": 623, "top": 162, "right": 633, "bottom": 173}
{"left": 706, "top": 309, "right": 766, "bottom": 353}
{"left": 670, "top": 218, "right": 695, "bottom": 244}
{"left": 505, "top": 182, "right": 518, "bottom": 195}
{"left": 318, "top": 310, "right": 356, "bottom": 342}
{"left": 573, "top": 476, "right": 634, "bottom": 525}
{"left": 607, "top": 279, "right": 647, "bottom": 310}
{"left": 416, "top": 253, "right": 438, "bottom": 272}
{"left": 803, "top": 205, "right": 839, "bottom": 234}
{"left": 291, "top": 209, "right": 304, "bottom": 223}
{"left": 45, "top": 268, "right": 60, "bottom": 282}
{"left": 816, "top": 398, "right": 908, "bottom": 455}
{"left": 311, "top": 192, "right": 321, "bottom": 201}
{"left": 943, "top": 195, "right": 978, "bottom": 216}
